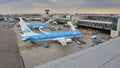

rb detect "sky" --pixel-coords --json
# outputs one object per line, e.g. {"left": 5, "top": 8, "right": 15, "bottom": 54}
{"left": 0, "top": 0, "right": 120, "bottom": 14}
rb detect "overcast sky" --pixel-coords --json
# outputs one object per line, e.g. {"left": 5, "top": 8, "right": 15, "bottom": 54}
{"left": 0, "top": 0, "right": 120, "bottom": 14}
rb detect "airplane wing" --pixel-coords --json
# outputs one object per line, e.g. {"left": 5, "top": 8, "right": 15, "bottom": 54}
{"left": 55, "top": 38, "right": 67, "bottom": 46}
{"left": 35, "top": 37, "right": 120, "bottom": 68}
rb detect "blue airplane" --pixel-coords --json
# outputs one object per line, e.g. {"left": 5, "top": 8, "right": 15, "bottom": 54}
{"left": 24, "top": 19, "right": 54, "bottom": 28}
{"left": 26, "top": 23, "right": 49, "bottom": 27}
{"left": 2, "top": 17, "right": 17, "bottom": 23}
{"left": 19, "top": 18, "right": 83, "bottom": 46}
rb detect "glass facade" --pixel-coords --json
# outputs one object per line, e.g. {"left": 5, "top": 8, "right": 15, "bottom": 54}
{"left": 111, "top": 18, "right": 118, "bottom": 31}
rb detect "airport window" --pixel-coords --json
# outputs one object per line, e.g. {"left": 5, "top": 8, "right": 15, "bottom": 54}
{"left": 112, "top": 18, "right": 118, "bottom": 30}
{"left": 94, "top": 23, "right": 97, "bottom": 27}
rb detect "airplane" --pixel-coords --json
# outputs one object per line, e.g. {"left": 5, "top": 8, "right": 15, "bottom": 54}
{"left": 24, "top": 19, "right": 54, "bottom": 28}
{"left": 2, "top": 17, "right": 17, "bottom": 23}
{"left": 19, "top": 18, "right": 83, "bottom": 46}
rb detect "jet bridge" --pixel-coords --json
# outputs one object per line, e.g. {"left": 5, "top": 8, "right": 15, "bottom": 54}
{"left": 78, "top": 19, "right": 112, "bottom": 30}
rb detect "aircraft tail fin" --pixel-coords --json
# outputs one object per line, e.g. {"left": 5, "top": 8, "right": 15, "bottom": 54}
{"left": 46, "top": 19, "right": 54, "bottom": 24}
{"left": 4, "top": 17, "right": 8, "bottom": 20}
{"left": 67, "top": 21, "right": 76, "bottom": 31}
{"left": 19, "top": 18, "right": 32, "bottom": 33}
{"left": 19, "top": 18, "right": 39, "bottom": 37}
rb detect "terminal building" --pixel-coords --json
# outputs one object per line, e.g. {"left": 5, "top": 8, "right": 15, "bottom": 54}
{"left": 77, "top": 14, "right": 120, "bottom": 38}
{"left": 0, "top": 14, "right": 120, "bottom": 38}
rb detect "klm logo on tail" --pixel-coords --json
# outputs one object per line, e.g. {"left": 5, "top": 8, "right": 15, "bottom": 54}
{"left": 23, "top": 29, "right": 30, "bottom": 33}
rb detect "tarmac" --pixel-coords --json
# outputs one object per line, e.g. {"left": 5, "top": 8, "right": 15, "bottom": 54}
{"left": 14, "top": 22, "right": 93, "bottom": 68}
{"left": 0, "top": 22, "right": 25, "bottom": 68}
{"left": 0, "top": 17, "right": 113, "bottom": 68}
{"left": 13, "top": 21, "right": 108, "bottom": 68}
